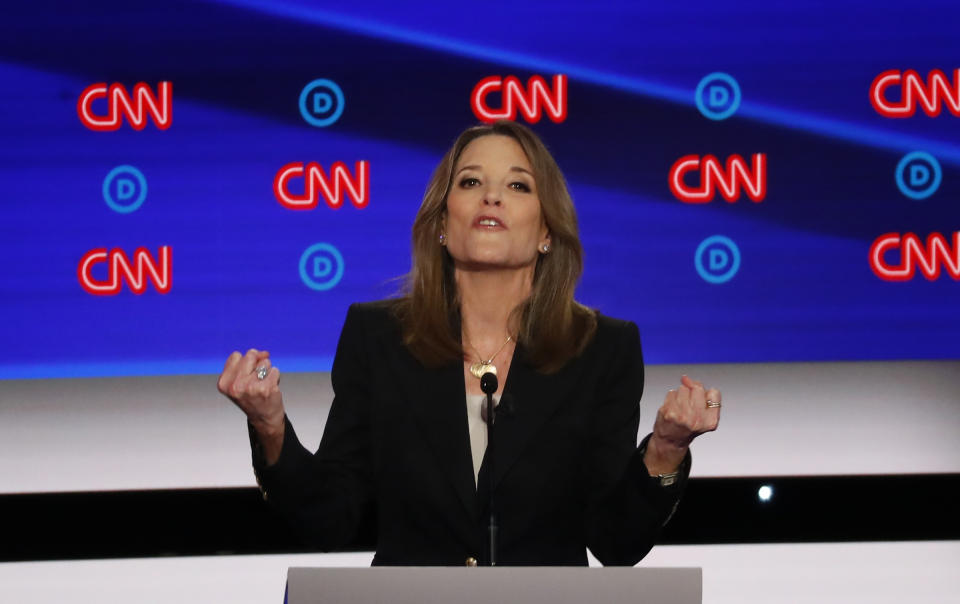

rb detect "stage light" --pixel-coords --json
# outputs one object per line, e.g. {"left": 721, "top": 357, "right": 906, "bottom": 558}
{"left": 758, "top": 485, "right": 774, "bottom": 502}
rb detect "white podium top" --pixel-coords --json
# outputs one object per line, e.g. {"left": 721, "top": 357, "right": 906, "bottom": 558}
{"left": 287, "top": 566, "right": 702, "bottom": 604}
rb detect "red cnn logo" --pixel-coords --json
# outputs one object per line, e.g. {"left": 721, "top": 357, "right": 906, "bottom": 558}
{"left": 870, "top": 69, "right": 960, "bottom": 117}
{"left": 273, "top": 161, "right": 369, "bottom": 210}
{"left": 78, "top": 247, "right": 172, "bottom": 295}
{"left": 869, "top": 232, "right": 960, "bottom": 281}
{"left": 669, "top": 154, "right": 767, "bottom": 203}
{"left": 77, "top": 81, "right": 173, "bottom": 131}
{"left": 471, "top": 75, "right": 567, "bottom": 124}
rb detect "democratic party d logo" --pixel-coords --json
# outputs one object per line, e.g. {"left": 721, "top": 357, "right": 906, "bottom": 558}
{"left": 103, "top": 166, "right": 147, "bottom": 213}
{"left": 695, "top": 235, "right": 741, "bottom": 284}
{"left": 695, "top": 73, "right": 741, "bottom": 121}
{"left": 299, "top": 243, "right": 344, "bottom": 291}
{"left": 895, "top": 152, "right": 941, "bottom": 200}
{"left": 299, "top": 79, "right": 345, "bottom": 127}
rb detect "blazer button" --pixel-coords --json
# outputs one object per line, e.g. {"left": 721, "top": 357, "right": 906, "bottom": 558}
{"left": 465, "top": 557, "right": 478, "bottom": 567}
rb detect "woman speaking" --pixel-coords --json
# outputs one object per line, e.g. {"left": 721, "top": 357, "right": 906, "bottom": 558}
{"left": 217, "top": 120, "right": 722, "bottom": 566}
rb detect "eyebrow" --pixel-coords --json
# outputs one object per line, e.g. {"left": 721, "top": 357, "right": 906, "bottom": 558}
{"left": 455, "top": 165, "right": 534, "bottom": 178}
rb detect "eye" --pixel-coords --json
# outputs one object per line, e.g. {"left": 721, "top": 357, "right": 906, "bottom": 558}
{"left": 459, "top": 177, "right": 480, "bottom": 188}
{"left": 510, "top": 181, "right": 531, "bottom": 192}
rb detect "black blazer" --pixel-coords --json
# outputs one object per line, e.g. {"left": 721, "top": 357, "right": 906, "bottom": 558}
{"left": 251, "top": 300, "right": 690, "bottom": 566}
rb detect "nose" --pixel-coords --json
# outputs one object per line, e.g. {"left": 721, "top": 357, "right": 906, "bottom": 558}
{"left": 482, "top": 190, "right": 502, "bottom": 207}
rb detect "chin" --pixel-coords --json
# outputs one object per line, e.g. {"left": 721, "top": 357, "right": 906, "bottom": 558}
{"left": 466, "top": 253, "right": 535, "bottom": 272}
{"left": 462, "top": 245, "right": 507, "bottom": 262}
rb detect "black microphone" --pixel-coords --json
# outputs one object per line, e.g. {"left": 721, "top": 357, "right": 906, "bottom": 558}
{"left": 480, "top": 371, "right": 498, "bottom": 566}
{"left": 480, "top": 374, "right": 508, "bottom": 424}
{"left": 480, "top": 372, "right": 498, "bottom": 394}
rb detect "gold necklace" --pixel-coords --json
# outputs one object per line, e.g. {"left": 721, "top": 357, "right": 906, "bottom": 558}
{"left": 466, "top": 335, "right": 513, "bottom": 379}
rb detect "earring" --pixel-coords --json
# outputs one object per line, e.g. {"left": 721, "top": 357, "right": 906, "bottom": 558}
{"left": 439, "top": 233, "right": 446, "bottom": 246}
{"left": 541, "top": 244, "right": 550, "bottom": 253}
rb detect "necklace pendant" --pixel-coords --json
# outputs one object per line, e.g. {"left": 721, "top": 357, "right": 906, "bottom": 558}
{"left": 470, "top": 361, "right": 497, "bottom": 379}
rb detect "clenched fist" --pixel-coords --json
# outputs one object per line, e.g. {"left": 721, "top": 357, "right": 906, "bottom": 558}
{"left": 217, "top": 348, "right": 286, "bottom": 463}
{"left": 644, "top": 374, "right": 721, "bottom": 476}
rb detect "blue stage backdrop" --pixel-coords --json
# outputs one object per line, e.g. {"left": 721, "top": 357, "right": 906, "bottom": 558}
{"left": 1, "top": 1, "right": 958, "bottom": 379}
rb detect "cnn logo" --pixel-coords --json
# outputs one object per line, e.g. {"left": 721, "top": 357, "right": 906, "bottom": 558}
{"left": 273, "top": 161, "right": 369, "bottom": 210}
{"left": 869, "top": 232, "right": 959, "bottom": 281}
{"left": 870, "top": 69, "right": 960, "bottom": 118}
{"left": 669, "top": 154, "right": 767, "bottom": 203}
{"left": 77, "top": 82, "right": 172, "bottom": 131}
{"left": 471, "top": 75, "right": 567, "bottom": 124}
{"left": 78, "top": 247, "right": 172, "bottom": 295}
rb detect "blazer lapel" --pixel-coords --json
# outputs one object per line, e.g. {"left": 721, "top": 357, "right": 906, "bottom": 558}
{"left": 399, "top": 350, "right": 480, "bottom": 522}
{"left": 484, "top": 342, "right": 578, "bottom": 492}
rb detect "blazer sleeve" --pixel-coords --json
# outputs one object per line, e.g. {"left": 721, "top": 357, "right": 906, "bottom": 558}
{"left": 248, "top": 303, "right": 375, "bottom": 551}
{"left": 584, "top": 320, "right": 691, "bottom": 566}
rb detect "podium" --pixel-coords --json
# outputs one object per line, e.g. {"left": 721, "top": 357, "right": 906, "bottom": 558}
{"left": 286, "top": 567, "right": 701, "bottom": 604}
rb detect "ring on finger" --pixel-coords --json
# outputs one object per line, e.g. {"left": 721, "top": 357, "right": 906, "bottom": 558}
{"left": 706, "top": 399, "right": 721, "bottom": 409}
{"left": 256, "top": 366, "right": 269, "bottom": 380}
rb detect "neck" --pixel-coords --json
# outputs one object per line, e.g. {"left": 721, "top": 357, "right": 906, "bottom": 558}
{"left": 455, "top": 265, "right": 533, "bottom": 349}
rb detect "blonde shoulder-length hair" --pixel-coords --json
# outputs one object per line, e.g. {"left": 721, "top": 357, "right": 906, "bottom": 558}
{"left": 393, "top": 120, "right": 597, "bottom": 374}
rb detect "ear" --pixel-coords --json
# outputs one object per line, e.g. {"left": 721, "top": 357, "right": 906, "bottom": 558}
{"left": 539, "top": 228, "right": 552, "bottom": 253}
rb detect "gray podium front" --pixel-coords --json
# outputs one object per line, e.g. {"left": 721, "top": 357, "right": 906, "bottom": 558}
{"left": 286, "top": 567, "right": 702, "bottom": 604}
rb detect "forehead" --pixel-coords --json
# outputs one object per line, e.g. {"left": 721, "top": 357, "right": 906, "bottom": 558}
{"left": 456, "top": 134, "right": 531, "bottom": 170}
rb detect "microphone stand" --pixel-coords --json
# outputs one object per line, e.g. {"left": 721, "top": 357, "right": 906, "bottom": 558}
{"left": 480, "top": 372, "right": 498, "bottom": 566}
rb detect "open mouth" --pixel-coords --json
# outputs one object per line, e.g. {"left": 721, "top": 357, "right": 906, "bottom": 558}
{"left": 474, "top": 216, "right": 506, "bottom": 229}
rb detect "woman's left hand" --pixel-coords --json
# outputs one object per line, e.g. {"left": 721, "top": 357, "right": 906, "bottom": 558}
{"left": 644, "top": 374, "right": 721, "bottom": 475}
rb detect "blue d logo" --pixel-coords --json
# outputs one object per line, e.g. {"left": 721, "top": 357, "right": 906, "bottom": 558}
{"left": 299, "top": 243, "right": 344, "bottom": 291}
{"left": 695, "top": 73, "right": 741, "bottom": 121}
{"left": 299, "top": 79, "right": 345, "bottom": 127}
{"left": 695, "top": 235, "right": 741, "bottom": 284}
{"left": 895, "top": 151, "right": 941, "bottom": 200}
{"left": 103, "top": 165, "right": 147, "bottom": 213}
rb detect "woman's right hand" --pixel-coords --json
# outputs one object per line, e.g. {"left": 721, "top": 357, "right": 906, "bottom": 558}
{"left": 217, "top": 349, "right": 286, "bottom": 444}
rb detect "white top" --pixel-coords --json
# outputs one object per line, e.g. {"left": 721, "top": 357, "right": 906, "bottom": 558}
{"left": 465, "top": 392, "right": 500, "bottom": 487}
